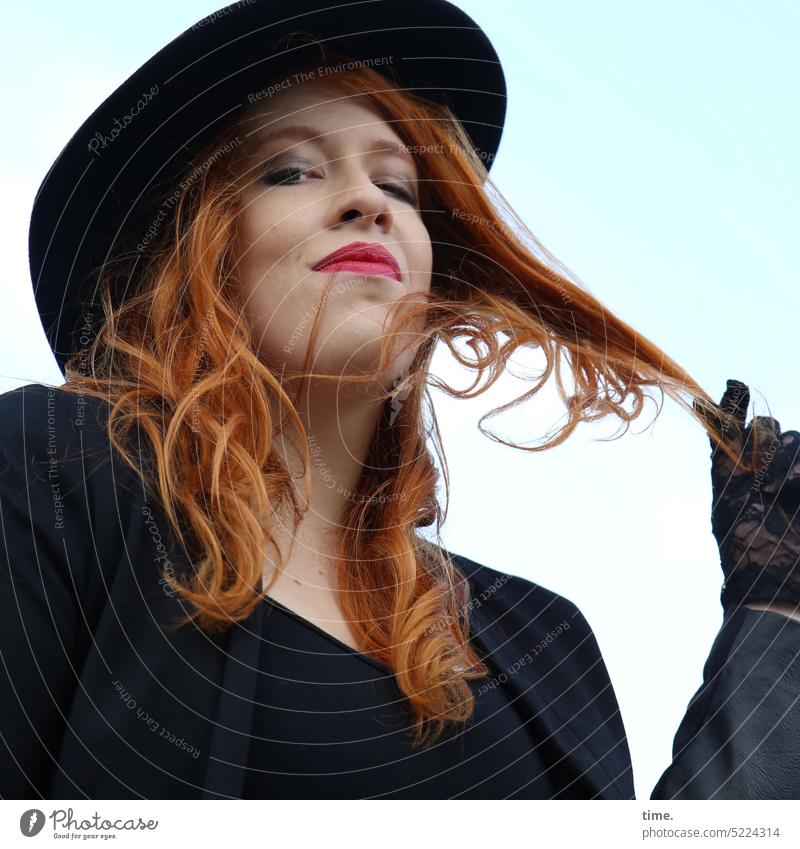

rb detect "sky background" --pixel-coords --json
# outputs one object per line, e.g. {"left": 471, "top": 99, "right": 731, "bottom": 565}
{"left": 3, "top": 1, "right": 799, "bottom": 798}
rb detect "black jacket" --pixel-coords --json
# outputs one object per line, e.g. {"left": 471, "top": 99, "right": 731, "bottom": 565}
{"left": 1, "top": 383, "right": 798, "bottom": 799}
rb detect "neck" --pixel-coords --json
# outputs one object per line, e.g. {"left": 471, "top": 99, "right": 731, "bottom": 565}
{"left": 268, "top": 374, "right": 389, "bottom": 553}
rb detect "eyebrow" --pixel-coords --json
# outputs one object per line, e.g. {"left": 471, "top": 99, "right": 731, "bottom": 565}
{"left": 253, "top": 124, "right": 416, "bottom": 166}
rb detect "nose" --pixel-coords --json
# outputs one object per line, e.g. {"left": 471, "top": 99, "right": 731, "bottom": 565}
{"left": 328, "top": 167, "right": 395, "bottom": 233}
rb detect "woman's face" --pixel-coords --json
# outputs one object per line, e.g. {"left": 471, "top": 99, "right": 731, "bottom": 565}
{"left": 232, "top": 81, "right": 433, "bottom": 388}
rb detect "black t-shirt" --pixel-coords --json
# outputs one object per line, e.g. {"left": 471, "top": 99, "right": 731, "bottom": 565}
{"left": 242, "top": 596, "right": 566, "bottom": 799}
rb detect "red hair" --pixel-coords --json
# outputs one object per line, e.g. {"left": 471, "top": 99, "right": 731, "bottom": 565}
{"left": 57, "top": 51, "right": 748, "bottom": 748}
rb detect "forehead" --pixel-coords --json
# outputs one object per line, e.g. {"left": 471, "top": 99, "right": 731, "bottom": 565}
{"left": 244, "top": 81, "right": 405, "bottom": 149}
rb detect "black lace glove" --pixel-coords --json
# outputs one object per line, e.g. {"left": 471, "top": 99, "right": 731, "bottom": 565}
{"left": 693, "top": 379, "right": 800, "bottom": 612}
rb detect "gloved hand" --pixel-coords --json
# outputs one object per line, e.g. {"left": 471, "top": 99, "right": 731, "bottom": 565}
{"left": 693, "top": 379, "right": 800, "bottom": 612}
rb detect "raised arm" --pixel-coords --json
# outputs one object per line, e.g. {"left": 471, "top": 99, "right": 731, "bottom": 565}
{"left": 651, "top": 379, "right": 800, "bottom": 799}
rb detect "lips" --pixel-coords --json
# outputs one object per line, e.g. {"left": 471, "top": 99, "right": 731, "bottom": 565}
{"left": 312, "top": 241, "right": 401, "bottom": 281}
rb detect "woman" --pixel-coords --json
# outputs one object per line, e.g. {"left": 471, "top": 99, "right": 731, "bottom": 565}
{"left": 2, "top": 0, "right": 799, "bottom": 800}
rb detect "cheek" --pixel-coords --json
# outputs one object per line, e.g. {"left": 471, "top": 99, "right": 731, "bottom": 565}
{"left": 234, "top": 204, "right": 303, "bottom": 339}
{"left": 410, "top": 225, "right": 433, "bottom": 291}
{"left": 236, "top": 199, "right": 305, "bottom": 296}
{"left": 234, "top": 203, "right": 348, "bottom": 373}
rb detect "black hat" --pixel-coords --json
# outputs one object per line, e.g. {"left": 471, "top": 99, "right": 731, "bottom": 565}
{"left": 28, "top": 0, "right": 507, "bottom": 374}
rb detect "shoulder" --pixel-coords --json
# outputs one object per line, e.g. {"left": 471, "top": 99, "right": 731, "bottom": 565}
{"left": 0, "top": 381, "right": 113, "bottom": 461}
{"left": 444, "top": 549, "right": 620, "bottom": 712}
{"left": 0, "top": 382, "right": 143, "bottom": 506}
{"left": 444, "top": 548, "right": 603, "bottom": 657}
{"left": 446, "top": 548, "right": 585, "bottom": 626}
{"left": 0, "top": 383, "right": 158, "bottom": 604}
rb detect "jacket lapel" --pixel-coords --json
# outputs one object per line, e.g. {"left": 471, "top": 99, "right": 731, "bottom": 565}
{"left": 201, "top": 601, "right": 264, "bottom": 799}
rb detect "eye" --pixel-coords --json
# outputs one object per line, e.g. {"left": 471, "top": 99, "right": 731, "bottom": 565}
{"left": 259, "top": 165, "right": 418, "bottom": 206}
{"left": 259, "top": 165, "right": 316, "bottom": 186}
{"left": 376, "top": 181, "right": 417, "bottom": 206}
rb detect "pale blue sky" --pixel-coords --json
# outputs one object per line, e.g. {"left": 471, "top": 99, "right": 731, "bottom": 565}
{"left": 3, "top": 1, "right": 798, "bottom": 798}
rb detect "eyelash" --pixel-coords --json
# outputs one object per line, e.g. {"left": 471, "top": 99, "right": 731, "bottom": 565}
{"left": 259, "top": 166, "right": 417, "bottom": 206}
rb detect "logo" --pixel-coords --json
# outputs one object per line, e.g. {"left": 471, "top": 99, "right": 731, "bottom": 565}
{"left": 17, "top": 807, "right": 160, "bottom": 838}
{"left": 19, "top": 809, "right": 46, "bottom": 837}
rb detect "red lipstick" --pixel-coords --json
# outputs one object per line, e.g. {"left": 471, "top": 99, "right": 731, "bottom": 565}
{"left": 312, "top": 241, "right": 401, "bottom": 282}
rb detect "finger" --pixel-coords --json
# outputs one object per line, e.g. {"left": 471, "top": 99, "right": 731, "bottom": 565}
{"left": 761, "top": 429, "right": 800, "bottom": 502}
{"left": 693, "top": 379, "right": 749, "bottom": 462}
{"left": 746, "top": 415, "right": 782, "bottom": 474}
{"left": 719, "top": 379, "right": 749, "bottom": 433}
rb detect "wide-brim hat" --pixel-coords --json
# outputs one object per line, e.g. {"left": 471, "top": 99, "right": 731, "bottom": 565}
{"left": 28, "top": 0, "right": 507, "bottom": 375}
